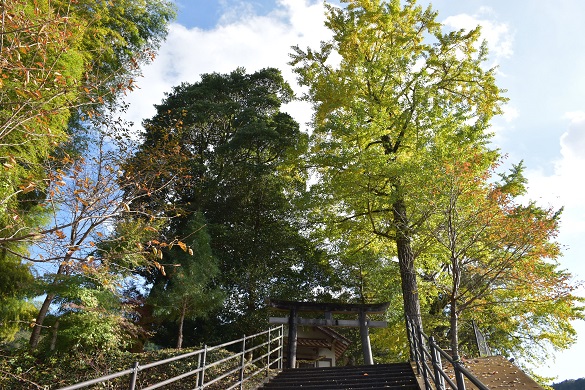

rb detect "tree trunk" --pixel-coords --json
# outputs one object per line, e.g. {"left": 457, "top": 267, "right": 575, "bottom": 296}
{"left": 393, "top": 198, "right": 423, "bottom": 335}
{"left": 29, "top": 291, "right": 56, "bottom": 348}
{"left": 450, "top": 297, "right": 459, "bottom": 359}
{"left": 30, "top": 262, "right": 69, "bottom": 348}
{"left": 450, "top": 255, "right": 461, "bottom": 358}
{"left": 50, "top": 318, "right": 60, "bottom": 351}
{"left": 30, "top": 261, "right": 67, "bottom": 348}
{"left": 176, "top": 300, "right": 186, "bottom": 349}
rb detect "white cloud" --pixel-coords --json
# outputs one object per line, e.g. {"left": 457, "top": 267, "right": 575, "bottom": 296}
{"left": 126, "top": 2, "right": 516, "bottom": 136}
{"left": 442, "top": 12, "right": 514, "bottom": 61}
{"left": 560, "top": 111, "right": 585, "bottom": 161}
{"left": 217, "top": 0, "right": 256, "bottom": 25}
{"left": 564, "top": 111, "right": 585, "bottom": 121}
{"left": 123, "top": 0, "right": 330, "bottom": 134}
{"left": 502, "top": 105, "right": 519, "bottom": 123}
{"left": 488, "top": 105, "right": 518, "bottom": 146}
{"left": 524, "top": 112, "right": 585, "bottom": 233}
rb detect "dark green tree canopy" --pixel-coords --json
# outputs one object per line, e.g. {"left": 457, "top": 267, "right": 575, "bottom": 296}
{"left": 128, "top": 67, "right": 330, "bottom": 342}
{"left": 130, "top": 68, "right": 304, "bottom": 217}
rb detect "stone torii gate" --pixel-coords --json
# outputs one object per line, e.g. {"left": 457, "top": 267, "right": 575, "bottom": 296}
{"left": 268, "top": 299, "right": 390, "bottom": 368}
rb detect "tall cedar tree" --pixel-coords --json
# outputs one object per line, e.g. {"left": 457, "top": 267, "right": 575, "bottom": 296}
{"left": 148, "top": 213, "right": 223, "bottom": 349}
{"left": 290, "top": 0, "right": 506, "bottom": 336}
{"left": 128, "top": 68, "right": 330, "bottom": 342}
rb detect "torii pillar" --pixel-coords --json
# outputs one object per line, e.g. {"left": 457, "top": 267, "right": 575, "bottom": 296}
{"left": 359, "top": 308, "right": 373, "bottom": 365}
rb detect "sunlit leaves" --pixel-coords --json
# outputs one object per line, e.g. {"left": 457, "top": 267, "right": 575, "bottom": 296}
{"left": 0, "top": 0, "right": 174, "bottom": 254}
{"left": 0, "top": 252, "right": 37, "bottom": 341}
{"left": 291, "top": 0, "right": 507, "bottom": 339}
{"left": 288, "top": 0, "right": 581, "bottom": 368}
{"left": 417, "top": 153, "right": 583, "bottom": 363}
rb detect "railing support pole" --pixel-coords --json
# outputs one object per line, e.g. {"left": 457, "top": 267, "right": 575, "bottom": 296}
{"left": 454, "top": 356, "right": 467, "bottom": 390}
{"left": 198, "top": 345, "right": 207, "bottom": 389}
{"left": 430, "top": 337, "right": 445, "bottom": 390}
{"left": 267, "top": 327, "right": 271, "bottom": 376}
{"left": 239, "top": 335, "right": 246, "bottom": 390}
{"left": 128, "top": 361, "right": 139, "bottom": 390}
{"left": 278, "top": 325, "right": 283, "bottom": 370}
{"left": 417, "top": 327, "right": 432, "bottom": 390}
{"left": 406, "top": 316, "right": 416, "bottom": 362}
{"left": 195, "top": 353, "right": 202, "bottom": 389}
{"left": 407, "top": 318, "right": 422, "bottom": 375}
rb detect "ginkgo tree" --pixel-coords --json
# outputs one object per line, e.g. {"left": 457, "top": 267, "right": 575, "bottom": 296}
{"left": 292, "top": 0, "right": 582, "bottom": 368}
{"left": 415, "top": 151, "right": 583, "bottom": 362}
{"left": 290, "top": 0, "right": 506, "bottom": 334}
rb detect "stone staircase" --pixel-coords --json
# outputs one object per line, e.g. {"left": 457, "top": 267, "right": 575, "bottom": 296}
{"left": 259, "top": 363, "right": 420, "bottom": 389}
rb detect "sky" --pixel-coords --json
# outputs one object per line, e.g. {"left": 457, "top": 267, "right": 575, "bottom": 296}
{"left": 122, "top": 0, "right": 585, "bottom": 382}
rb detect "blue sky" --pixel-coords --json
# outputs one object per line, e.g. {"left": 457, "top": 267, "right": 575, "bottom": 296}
{"left": 123, "top": 0, "right": 585, "bottom": 382}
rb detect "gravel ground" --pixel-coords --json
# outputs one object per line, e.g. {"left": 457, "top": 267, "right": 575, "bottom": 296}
{"left": 413, "top": 355, "right": 544, "bottom": 389}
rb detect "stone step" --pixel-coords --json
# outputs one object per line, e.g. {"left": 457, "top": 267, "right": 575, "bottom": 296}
{"left": 259, "top": 363, "right": 420, "bottom": 390}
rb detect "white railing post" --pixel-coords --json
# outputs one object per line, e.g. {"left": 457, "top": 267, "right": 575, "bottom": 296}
{"left": 198, "top": 345, "right": 207, "bottom": 389}
{"left": 278, "top": 325, "right": 283, "bottom": 370}
{"left": 239, "top": 335, "right": 246, "bottom": 390}
{"left": 195, "top": 353, "right": 202, "bottom": 388}
{"left": 267, "top": 327, "right": 271, "bottom": 377}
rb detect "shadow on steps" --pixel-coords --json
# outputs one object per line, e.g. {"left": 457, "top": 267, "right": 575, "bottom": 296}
{"left": 259, "top": 363, "right": 420, "bottom": 389}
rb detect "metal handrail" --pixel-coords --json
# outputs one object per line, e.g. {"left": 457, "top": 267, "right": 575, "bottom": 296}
{"left": 57, "top": 325, "right": 284, "bottom": 390}
{"left": 406, "top": 317, "right": 490, "bottom": 390}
